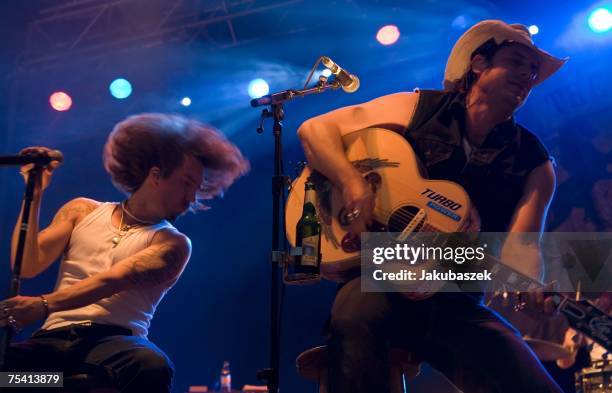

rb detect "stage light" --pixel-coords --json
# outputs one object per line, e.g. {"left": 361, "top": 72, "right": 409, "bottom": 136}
{"left": 248, "top": 78, "right": 269, "bottom": 99}
{"left": 528, "top": 25, "right": 539, "bottom": 35}
{"left": 109, "top": 78, "right": 132, "bottom": 99}
{"left": 376, "top": 25, "right": 400, "bottom": 46}
{"left": 321, "top": 69, "right": 332, "bottom": 78}
{"left": 49, "top": 91, "right": 72, "bottom": 112}
{"left": 181, "top": 97, "right": 192, "bottom": 107}
{"left": 588, "top": 7, "right": 612, "bottom": 33}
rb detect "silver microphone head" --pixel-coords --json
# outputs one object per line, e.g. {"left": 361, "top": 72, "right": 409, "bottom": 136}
{"left": 320, "top": 56, "right": 336, "bottom": 71}
{"left": 321, "top": 56, "right": 360, "bottom": 93}
{"left": 342, "top": 74, "right": 360, "bottom": 93}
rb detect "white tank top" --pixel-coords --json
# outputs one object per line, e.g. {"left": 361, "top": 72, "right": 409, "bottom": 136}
{"left": 42, "top": 202, "right": 178, "bottom": 337}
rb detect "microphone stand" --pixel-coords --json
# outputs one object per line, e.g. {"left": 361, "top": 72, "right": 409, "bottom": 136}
{"left": 252, "top": 70, "right": 344, "bottom": 393}
{"left": 0, "top": 164, "right": 42, "bottom": 369}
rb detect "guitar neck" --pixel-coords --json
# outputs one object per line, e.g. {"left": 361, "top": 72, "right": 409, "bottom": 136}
{"left": 486, "top": 254, "right": 612, "bottom": 352}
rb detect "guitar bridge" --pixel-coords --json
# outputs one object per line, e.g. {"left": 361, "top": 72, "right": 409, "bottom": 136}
{"left": 397, "top": 208, "right": 426, "bottom": 241}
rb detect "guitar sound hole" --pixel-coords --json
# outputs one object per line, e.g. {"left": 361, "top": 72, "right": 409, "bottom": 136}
{"left": 387, "top": 205, "right": 424, "bottom": 232}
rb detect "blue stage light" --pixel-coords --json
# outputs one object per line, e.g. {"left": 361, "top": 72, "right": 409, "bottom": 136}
{"left": 248, "top": 78, "right": 269, "bottom": 99}
{"left": 109, "top": 78, "right": 132, "bottom": 99}
{"left": 588, "top": 7, "right": 612, "bottom": 33}
{"left": 181, "top": 97, "right": 192, "bottom": 107}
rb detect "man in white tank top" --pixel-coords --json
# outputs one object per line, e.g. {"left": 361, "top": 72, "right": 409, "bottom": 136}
{"left": 0, "top": 113, "right": 248, "bottom": 392}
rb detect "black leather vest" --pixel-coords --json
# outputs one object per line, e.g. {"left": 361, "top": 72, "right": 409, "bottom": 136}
{"left": 403, "top": 90, "right": 550, "bottom": 231}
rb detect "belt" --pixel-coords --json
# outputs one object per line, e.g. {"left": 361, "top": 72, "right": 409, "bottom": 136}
{"left": 33, "top": 322, "right": 133, "bottom": 338}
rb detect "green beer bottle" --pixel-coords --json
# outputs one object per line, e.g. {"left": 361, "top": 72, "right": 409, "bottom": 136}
{"left": 294, "top": 181, "right": 321, "bottom": 275}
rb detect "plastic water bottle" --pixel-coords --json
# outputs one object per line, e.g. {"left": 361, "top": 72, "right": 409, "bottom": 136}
{"left": 220, "top": 360, "right": 231, "bottom": 392}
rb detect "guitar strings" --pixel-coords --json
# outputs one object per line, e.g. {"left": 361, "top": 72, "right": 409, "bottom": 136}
{"left": 365, "top": 179, "right": 455, "bottom": 232}
{"left": 371, "top": 206, "right": 443, "bottom": 232}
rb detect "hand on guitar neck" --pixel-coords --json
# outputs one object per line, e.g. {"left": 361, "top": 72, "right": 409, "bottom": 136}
{"left": 511, "top": 281, "right": 558, "bottom": 316}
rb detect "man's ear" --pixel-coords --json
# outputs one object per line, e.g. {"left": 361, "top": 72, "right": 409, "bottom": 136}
{"left": 470, "top": 54, "right": 489, "bottom": 77}
{"left": 148, "top": 167, "right": 162, "bottom": 185}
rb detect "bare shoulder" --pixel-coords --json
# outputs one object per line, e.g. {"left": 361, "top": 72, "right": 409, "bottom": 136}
{"left": 351, "top": 91, "right": 420, "bottom": 131}
{"left": 301, "top": 91, "right": 420, "bottom": 136}
{"left": 151, "top": 227, "right": 192, "bottom": 254}
{"left": 53, "top": 197, "right": 101, "bottom": 226}
{"left": 370, "top": 91, "right": 419, "bottom": 126}
{"left": 340, "top": 91, "right": 419, "bottom": 118}
{"left": 365, "top": 91, "right": 419, "bottom": 107}
{"left": 527, "top": 160, "right": 555, "bottom": 194}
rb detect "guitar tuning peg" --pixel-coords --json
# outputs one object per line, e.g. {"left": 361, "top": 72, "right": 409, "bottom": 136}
{"left": 502, "top": 290, "right": 509, "bottom": 307}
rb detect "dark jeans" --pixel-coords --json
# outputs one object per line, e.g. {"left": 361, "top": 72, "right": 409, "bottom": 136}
{"left": 4, "top": 322, "right": 174, "bottom": 393}
{"left": 328, "top": 278, "right": 564, "bottom": 393}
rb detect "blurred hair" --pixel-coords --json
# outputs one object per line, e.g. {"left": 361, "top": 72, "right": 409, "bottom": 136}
{"left": 103, "top": 113, "right": 249, "bottom": 209}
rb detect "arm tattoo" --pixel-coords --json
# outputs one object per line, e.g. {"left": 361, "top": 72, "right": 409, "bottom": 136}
{"left": 126, "top": 243, "right": 187, "bottom": 288}
{"left": 38, "top": 200, "right": 97, "bottom": 238}
{"left": 52, "top": 200, "right": 97, "bottom": 224}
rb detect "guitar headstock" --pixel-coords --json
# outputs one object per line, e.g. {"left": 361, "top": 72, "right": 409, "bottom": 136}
{"left": 554, "top": 296, "right": 612, "bottom": 352}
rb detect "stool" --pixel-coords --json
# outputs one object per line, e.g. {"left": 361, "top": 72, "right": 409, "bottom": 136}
{"left": 296, "top": 345, "right": 421, "bottom": 393}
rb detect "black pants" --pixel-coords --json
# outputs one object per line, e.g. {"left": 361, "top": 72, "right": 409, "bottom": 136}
{"left": 328, "top": 278, "right": 564, "bottom": 393}
{"left": 5, "top": 322, "right": 174, "bottom": 393}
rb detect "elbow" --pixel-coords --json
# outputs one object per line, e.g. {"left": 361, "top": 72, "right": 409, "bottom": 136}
{"left": 297, "top": 121, "right": 317, "bottom": 161}
{"left": 20, "top": 269, "right": 38, "bottom": 279}
{"left": 298, "top": 118, "right": 327, "bottom": 144}
{"left": 18, "top": 262, "right": 42, "bottom": 279}
{"left": 297, "top": 120, "right": 313, "bottom": 143}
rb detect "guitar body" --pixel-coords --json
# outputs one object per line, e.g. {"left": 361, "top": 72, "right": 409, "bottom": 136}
{"left": 286, "top": 127, "right": 472, "bottom": 282}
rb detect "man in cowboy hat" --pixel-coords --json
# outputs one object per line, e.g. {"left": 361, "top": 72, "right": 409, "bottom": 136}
{"left": 297, "top": 20, "right": 567, "bottom": 392}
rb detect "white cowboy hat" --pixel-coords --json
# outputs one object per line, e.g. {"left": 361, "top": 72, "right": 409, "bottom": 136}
{"left": 444, "top": 20, "right": 568, "bottom": 89}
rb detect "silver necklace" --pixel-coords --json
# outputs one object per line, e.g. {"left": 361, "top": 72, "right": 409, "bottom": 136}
{"left": 122, "top": 200, "right": 157, "bottom": 225}
{"left": 111, "top": 202, "right": 132, "bottom": 248}
{"left": 111, "top": 201, "right": 160, "bottom": 248}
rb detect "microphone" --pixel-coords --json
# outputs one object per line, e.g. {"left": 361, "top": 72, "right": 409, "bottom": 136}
{"left": 0, "top": 150, "right": 64, "bottom": 167}
{"left": 22, "top": 149, "right": 64, "bottom": 165}
{"left": 321, "top": 56, "right": 360, "bottom": 93}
